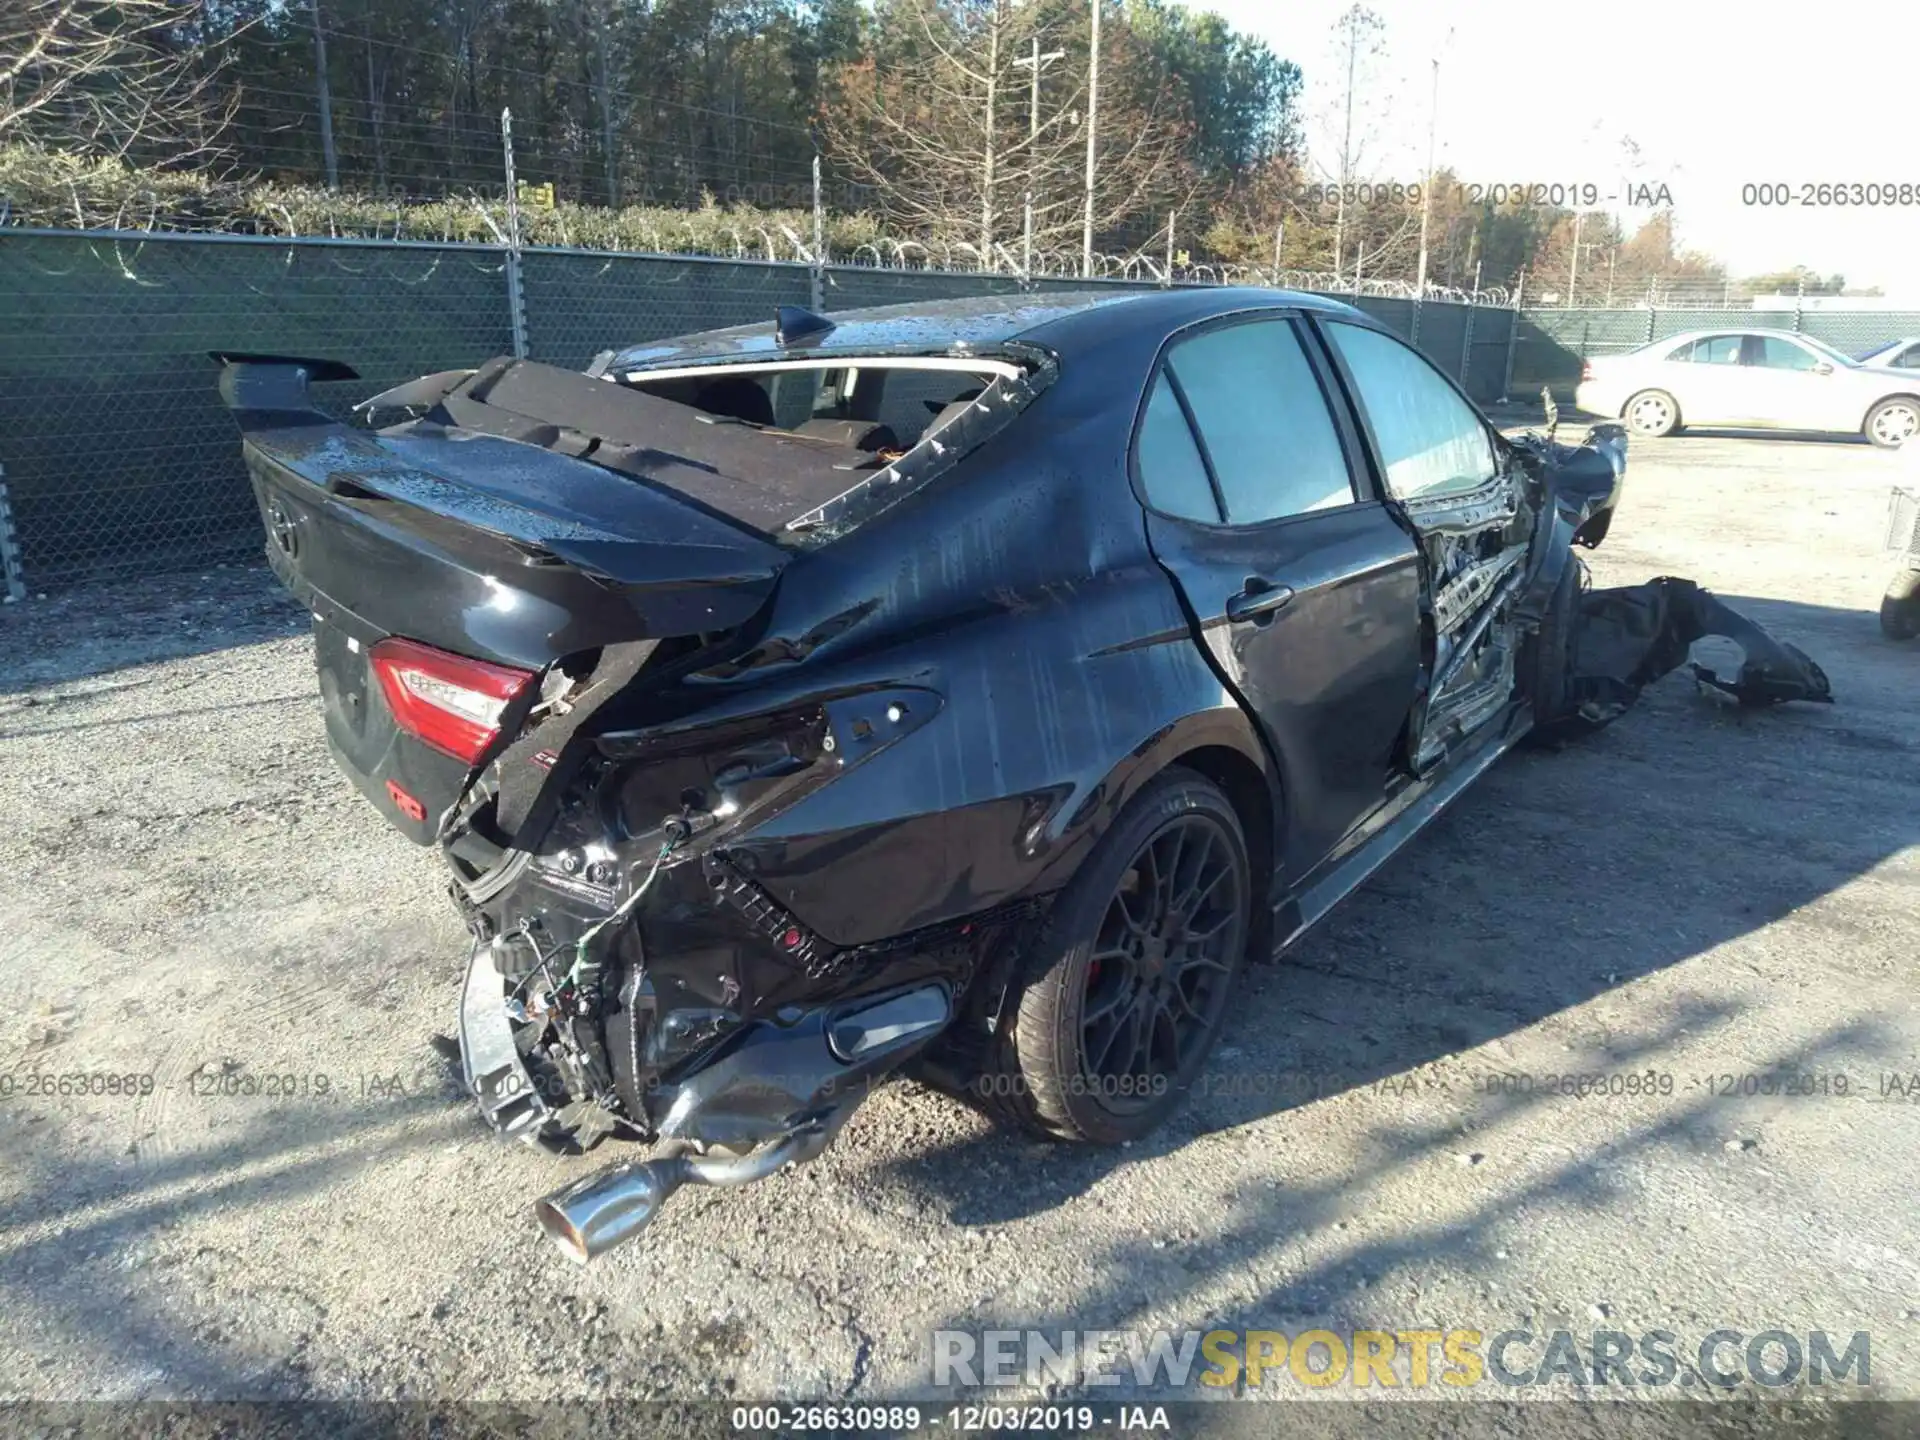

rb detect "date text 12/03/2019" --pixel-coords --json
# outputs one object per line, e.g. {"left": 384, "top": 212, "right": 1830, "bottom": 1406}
{"left": 1293, "top": 181, "right": 1674, "bottom": 209}
{"left": 729, "top": 1406, "right": 1172, "bottom": 1433}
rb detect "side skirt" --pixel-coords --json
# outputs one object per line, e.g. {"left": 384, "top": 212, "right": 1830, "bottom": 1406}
{"left": 1271, "top": 703, "right": 1532, "bottom": 956}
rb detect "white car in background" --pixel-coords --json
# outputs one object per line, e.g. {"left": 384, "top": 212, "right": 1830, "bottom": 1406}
{"left": 1574, "top": 329, "right": 1920, "bottom": 448}
{"left": 1857, "top": 337, "right": 1920, "bottom": 371}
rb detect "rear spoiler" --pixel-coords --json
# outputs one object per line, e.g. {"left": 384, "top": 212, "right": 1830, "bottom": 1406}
{"left": 210, "top": 352, "right": 359, "bottom": 418}
{"left": 215, "top": 353, "right": 793, "bottom": 593}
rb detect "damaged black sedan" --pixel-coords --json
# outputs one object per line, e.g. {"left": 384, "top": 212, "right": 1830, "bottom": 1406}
{"left": 219, "top": 289, "right": 1633, "bottom": 1262}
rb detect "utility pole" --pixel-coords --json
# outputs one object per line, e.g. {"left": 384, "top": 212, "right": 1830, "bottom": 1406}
{"left": 1015, "top": 37, "right": 1067, "bottom": 145}
{"left": 1013, "top": 35, "right": 1065, "bottom": 279}
{"left": 1081, "top": 0, "right": 1101, "bottom": 278}
{"left": 309, "top": 0, "right": 338, "bottom": 189}
{"left": 1414, "top": 54, "right": 1437, "bottom": 297}
{"left": 1567, "top": 210, "right": 1584, "bottom": 307}
{"left": 812, "top": 154, "right": 825, "bottom": 310}
{"left": 1333, "top": 23, "right": 1356, "bottom": 280}
{"left": 1415, "top": 32, "right": 1451, "bottom": 298}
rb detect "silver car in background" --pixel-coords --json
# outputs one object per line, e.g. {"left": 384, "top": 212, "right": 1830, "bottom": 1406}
{"left": 1857, "top": 337, "right": 1920, "bottom": 371}
{"left": 1574, "top": 329, "right": 1920, "bottom": 448}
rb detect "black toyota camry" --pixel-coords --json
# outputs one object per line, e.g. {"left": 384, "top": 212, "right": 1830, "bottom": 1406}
{"left": 218, "top": 287, "right": 1628, "bottom": 1261}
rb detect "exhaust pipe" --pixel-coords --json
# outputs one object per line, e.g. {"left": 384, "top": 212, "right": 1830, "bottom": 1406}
{"left": 534, "top": 1125, "right": 834, "bottom": 1264}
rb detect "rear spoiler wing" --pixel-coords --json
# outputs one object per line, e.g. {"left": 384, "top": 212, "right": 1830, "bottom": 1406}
{"left": 210, "top": 352, "right": 359, "bottom": 418}
{"left": 213, "top": 352, "right": 793, "bottom": 592}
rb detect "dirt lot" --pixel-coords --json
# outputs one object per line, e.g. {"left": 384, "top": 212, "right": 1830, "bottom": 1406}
{"left": 1, "top": 427, "right": 1916, "bottom": 1417}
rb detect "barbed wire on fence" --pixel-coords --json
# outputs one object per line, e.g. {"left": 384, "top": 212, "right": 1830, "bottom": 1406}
{"left": 1522, "top": 273, "right": 1891, "bottom": 311}
{"left": 6, "top": 224, "right": 1510, "bottom": 317}
{"left": 1, "top": 84, "right": 1528, "bottom": 301}
{"left": 0, "top": 161, "right": 1791, "bottom": 311}
{"left": 7, "top": 172, "right": 1520, "bottom": 299}
{"left": 0, "top": 178, "right": 1519, "bottom": 308}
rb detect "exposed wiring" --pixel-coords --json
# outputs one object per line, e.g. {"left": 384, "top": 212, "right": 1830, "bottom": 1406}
{"left": 564, "top": 834, "right": 680, "bottom": 988}
{"left": 508, "top": 919, "right": 564, "bottom": 1006}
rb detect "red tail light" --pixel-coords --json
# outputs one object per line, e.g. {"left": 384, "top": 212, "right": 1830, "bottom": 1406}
{"left": 1581, "top": 361, "right": 1595, "bottom": 381}
{"left": 369, "top": 637, "right": 535, "bottom": 765}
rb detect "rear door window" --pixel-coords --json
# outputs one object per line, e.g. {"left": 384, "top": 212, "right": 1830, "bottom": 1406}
{"left": 1322, "top": 321, "right": 1497, "bottom": 502}
{"left": 1150, "top": 318, "right": 1356, "bottom": 523}
{"left": 1135, "top": 373, "right": 1221, "bottom": 522}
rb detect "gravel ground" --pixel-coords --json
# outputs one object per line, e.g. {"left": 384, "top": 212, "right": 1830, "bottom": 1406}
{"left": 1, "top": 429, "right": 1915, "bottom": 1421}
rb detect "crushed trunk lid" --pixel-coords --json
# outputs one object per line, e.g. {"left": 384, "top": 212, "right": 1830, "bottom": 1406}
{"left": 217, "top": 352, "right": 855, "bottom": 845}
{"left": 219, "top": 353, "right": 807, "bottom": 661}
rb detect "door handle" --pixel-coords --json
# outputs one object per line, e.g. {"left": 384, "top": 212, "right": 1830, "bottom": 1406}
{"left": 1226, "top": 579, "right": 1295, "bottom": 624}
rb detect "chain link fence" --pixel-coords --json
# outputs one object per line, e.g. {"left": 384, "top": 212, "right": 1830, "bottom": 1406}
{"left": 520, "top": 250, "right": 816, "bottom": 371}
{"left": 0, "top": 230, "right": 513, "bottom": 591}
{"left": 5, "top": 225, "right": 1513, "bottom": 591}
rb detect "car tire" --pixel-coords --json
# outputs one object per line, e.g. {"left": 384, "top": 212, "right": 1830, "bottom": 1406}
{"left": 1882, "top": 570, "right": 1920, "bottom": 641}
{"left": 1864, "top": 396, "right": 1920, "bottom": 450}
{"left": 1519, "top": 555, "right": 1580, "bottom": 730}
{"left": 1623, "top": 389, "right": 1681, "bottom": 438}
{"left": 981, "top": 767, "right": 1252, "bottom": 1145}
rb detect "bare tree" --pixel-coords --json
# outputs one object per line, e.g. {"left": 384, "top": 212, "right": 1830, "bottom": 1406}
{"left": 1, "top": 0, "right": 237, "bottom": 159}
{"left": 826, "top": 0, "right": 1187, "bottom": 268}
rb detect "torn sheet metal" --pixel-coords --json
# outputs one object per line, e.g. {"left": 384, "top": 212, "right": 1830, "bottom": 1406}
{"left": 1546, "top": 575, "right": 1833, "bottom": 735}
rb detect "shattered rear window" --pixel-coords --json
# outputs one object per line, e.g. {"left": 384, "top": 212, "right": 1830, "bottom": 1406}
{"left": 611, "top": 349, "right": 1058, "bottom": 548}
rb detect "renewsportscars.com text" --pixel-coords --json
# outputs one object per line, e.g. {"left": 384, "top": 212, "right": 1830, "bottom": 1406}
{"left": 930, "top": 1327, "right": 1870, "bottom": 1391}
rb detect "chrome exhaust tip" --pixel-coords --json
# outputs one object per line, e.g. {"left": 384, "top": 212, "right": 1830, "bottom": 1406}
{"left": 533, "top": 1124, "right": 838, "bottom": 1263}
{"left": 535, "top": 1156, "right": 690, "bottom": 1265}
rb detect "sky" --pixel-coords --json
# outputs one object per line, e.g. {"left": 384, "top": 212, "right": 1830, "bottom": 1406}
{"left": 1198, "top": 0, "right": 1920, "bottom": 294}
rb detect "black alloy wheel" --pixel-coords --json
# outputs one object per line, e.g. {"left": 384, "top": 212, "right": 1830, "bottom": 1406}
{"left": 982, "top": 767, "right": 1253, "bottom": 1145}
{"left": 1080, "top": 813, "right": 1245, "bottom": 1115}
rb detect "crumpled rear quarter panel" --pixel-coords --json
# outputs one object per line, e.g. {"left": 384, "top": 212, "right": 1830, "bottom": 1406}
{"left": 694, "top": 353, "right": 1275, "bottom": 948}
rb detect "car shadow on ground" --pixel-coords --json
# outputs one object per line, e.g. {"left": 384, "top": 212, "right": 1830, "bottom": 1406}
{"left": 883, "top": 593, "right": 1917, "bottom": 1232}
{"left": 0, "top": 1093, "right": 475, "bottom": 1398}
{"left": 889, "top": 1009, "right": 1891, "bottom": 1405}
{"left": 1665, "top": 429, "right": 1879, "bottom": 447}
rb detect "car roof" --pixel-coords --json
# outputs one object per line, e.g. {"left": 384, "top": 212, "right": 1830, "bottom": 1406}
{"left": 605, "top": 286, "right": 1376, "bottom": 371}
{"left": 1654, "top": 327, "right": 1816, "bottom": 342}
